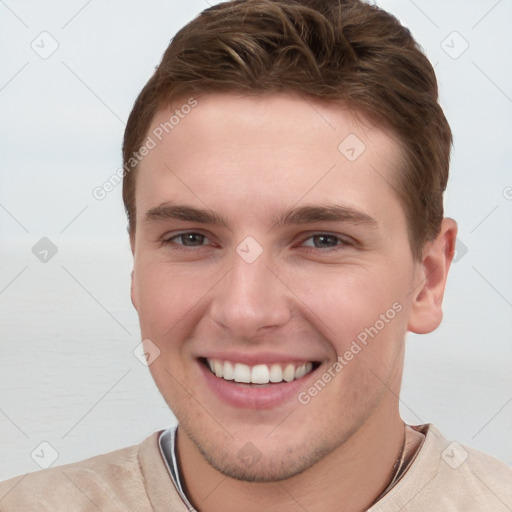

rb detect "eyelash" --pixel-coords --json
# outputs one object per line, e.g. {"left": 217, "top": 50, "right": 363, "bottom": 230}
{"left": 160, "top": 231, "right": 353, "bottom": 252}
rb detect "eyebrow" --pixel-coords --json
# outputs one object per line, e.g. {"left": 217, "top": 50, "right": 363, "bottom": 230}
{"left": 144, "top": 203, "right": 378, "bottom": 229}
{"left": 145, "top": 204, "right": 227, "bottom": 225}
{"left": 273, "top": 204, "right": 378, "bottom": 229}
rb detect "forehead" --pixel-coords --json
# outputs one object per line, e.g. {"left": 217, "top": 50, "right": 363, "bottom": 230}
{"left": 135, "top": 93, "right": 405, "bottom": 228}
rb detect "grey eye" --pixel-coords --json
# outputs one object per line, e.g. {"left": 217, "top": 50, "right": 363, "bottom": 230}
{"left": 178, "top": 233, "right": 206, "bottom": 246}
{"left": 303, "top": 234, "right": 341, "bottom": 248}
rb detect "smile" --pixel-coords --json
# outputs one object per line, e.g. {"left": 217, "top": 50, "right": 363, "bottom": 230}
{"left": 204, "top": 358, "right": 316, "bottom": 385}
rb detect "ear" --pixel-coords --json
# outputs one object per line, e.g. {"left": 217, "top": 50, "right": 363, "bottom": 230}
{"left": 130, "top": 270, "right": 139, "bottom": 311}
{"left": 129, "top": 230, "right": 135, "bottom": 256}
{"left": 407, "top": 218, "right": 458, "bottom": 334}
{"left": 130, "top": 270, "right": 137, "bottom": 310}
{"left": 130, "top": 234, "right": 138, "bottom": 311}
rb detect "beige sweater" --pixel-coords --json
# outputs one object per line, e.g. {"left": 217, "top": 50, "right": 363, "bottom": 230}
{"left": 1, "top": 424, "right": 511, "bottom": 511}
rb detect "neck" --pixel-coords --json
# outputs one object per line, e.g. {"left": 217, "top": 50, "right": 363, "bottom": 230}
{"left": 177, "top": 405, "right": 406, "bottom": 512}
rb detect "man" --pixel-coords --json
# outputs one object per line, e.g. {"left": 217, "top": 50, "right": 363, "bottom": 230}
{"left": 1, "top": 0, "right": 511, "bottom": 510}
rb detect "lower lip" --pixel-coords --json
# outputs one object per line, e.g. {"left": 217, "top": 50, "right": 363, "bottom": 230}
{"left": 198, "top": 361, "right": 318, "bottom": 410}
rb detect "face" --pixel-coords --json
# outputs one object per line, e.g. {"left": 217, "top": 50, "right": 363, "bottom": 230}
{"left": 131, "top": 93, "right": 425, "bottom": 482}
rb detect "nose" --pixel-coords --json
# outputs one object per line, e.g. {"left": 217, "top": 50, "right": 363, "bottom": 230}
{"left": 209, "top": 252, "right": 291, "bottom": 340}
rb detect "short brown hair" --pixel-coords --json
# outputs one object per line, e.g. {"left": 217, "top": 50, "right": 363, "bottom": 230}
{"left": 122, "top": 0, "right": 452, "bottom": 260}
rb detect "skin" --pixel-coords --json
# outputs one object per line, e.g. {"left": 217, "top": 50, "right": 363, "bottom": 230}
{"left": 130, "top": 93, "right": 457, "bottom": 511}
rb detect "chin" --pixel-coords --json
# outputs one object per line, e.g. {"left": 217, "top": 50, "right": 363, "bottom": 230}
{"left": 197, "top": 437, "right": 333, "bottom": 483}
{"left": 179, "top": 412, "right": 351, "bottom": 483}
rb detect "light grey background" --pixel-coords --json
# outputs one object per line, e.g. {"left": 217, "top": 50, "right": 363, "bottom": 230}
{"left": 1, "top": 0, "right": 511, "bottom": 480}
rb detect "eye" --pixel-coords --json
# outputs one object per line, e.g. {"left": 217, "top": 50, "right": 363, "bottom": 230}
{"left": 162, "top": 231, "right": 211, "bottom": 248}
{"left": 300, "top": 233, "right": 351, "bottom": 249}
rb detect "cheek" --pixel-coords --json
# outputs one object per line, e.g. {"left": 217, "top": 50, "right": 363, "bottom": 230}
{"left": 133, "top": 260, "right": 211, "bottom": 337}
{"left": 134, "top": 263, "right": 209, "bottom": 407}
{"left": 286, "top": 263, "right": 408, "bottom": 347}
{"left": 288, "top": 264, "right": 409, "bottom": 401}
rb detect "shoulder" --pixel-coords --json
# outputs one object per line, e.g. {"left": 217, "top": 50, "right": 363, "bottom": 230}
{"left": 436, "top": 438, "right": 512, "bottom": 509}
{"left": 0, "top": 431, "right": 181, "bottom": 512}
{"left": 372, "top": 424, "right": 512, "bottom": 512}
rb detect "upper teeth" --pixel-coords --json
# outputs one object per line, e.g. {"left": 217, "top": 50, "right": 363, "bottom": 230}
{"left": 206, "top": 359, "right": 313, "bottom": 384}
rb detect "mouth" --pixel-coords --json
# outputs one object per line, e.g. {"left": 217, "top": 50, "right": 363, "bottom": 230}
{"left": 200, "top": 357, "right": 321, "bottom": 386}
{"left": 197, "top": 353, "right": 324, "bottom": 409}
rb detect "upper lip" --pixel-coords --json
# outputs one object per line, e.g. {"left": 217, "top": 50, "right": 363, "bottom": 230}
{"left": 199, "top": 351, "right": 322, "bottom": 366}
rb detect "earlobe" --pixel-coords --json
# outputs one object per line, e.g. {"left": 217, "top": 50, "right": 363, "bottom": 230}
{"left": 407, "top": 218, "right": 458, "bottom": 335}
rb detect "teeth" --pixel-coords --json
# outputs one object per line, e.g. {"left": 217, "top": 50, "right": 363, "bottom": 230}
{"left": 223, "top": 361, "right": 234, "bottom": 380}
{"left": 233, "top": 363, "right": 251, "bottom": 383}
{"left": 251, "top": 364, "right": 270, "bottom": 384}
{"left": 206, "top": 359, "right": 315, "bottom": 384}
{"left": 282, "top": 364, "right": 295, "bottom": 382}
{"left": 295, "top": 363, "right": 307, "bottom": 379}
{"left": 269, "top": 364, "right": 282, "bottom": 382}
